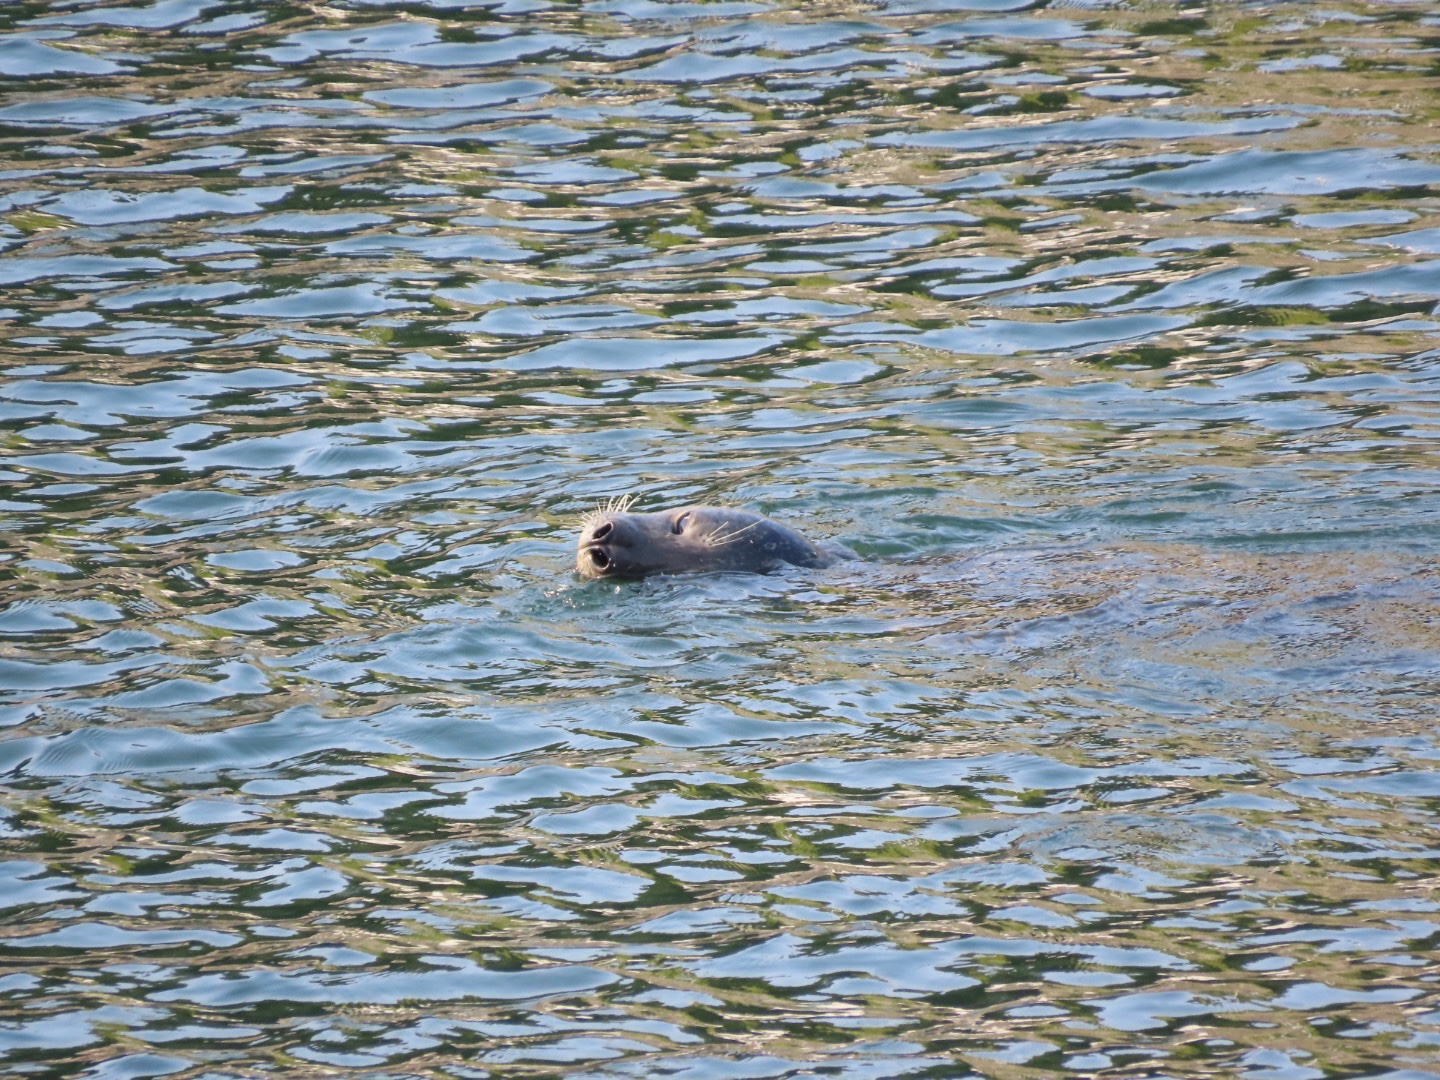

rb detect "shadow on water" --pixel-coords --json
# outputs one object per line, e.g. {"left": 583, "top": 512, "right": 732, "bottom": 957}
{"left": 3, "top": 0, "right": 1440, "bottom": 1077}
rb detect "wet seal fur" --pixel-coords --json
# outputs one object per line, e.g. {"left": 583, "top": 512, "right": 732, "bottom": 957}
{"left": 576, "top": 497, "right": 853, "bottom": 580}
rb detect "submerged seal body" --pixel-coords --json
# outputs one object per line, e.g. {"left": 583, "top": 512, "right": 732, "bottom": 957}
{"left": 576, "top": 499, "right": 850, "bottom": 580}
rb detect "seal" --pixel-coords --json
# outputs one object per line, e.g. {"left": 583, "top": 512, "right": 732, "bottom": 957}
{"left": 576, "top": 497, "right": 852, "bottom": 580}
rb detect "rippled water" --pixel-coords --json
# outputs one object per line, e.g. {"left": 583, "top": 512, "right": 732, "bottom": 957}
{"left": 4, "top": 0, "right": 1440, "bottom": 1076}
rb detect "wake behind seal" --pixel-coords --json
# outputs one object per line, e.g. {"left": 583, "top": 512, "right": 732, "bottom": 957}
{"left": 576, "top": 498, "right": 853, "bottom": 580}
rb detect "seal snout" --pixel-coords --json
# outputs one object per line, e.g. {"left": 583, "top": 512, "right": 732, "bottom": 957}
{"left": 582, "top": 537, "right": 613, "bottom": 573}
{"left": 578, "top": 515, "right": 627, "bottom": 578}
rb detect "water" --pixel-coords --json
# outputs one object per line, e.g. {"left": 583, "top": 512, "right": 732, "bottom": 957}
{"left": 3, "top": 0, "right": 1440, "bottom": 1076}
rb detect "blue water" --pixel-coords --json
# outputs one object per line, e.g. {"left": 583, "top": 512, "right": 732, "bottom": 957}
{"left": 3, "top": 1, "right": 1440, "bottom": 1077}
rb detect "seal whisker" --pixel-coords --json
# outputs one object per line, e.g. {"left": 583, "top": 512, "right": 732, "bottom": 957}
{"left": 604, "top": 493, "right": 636, "bottom": 517}
{"left": 702, "top": 520, "right": 761, "bottom": 547}
{"left": 580, "top": 493, "right": 638, "bottom": 534}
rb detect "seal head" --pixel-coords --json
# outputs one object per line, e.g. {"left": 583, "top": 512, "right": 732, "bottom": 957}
{"left": 576, "top": 500, "right": 848, "bottom": 580}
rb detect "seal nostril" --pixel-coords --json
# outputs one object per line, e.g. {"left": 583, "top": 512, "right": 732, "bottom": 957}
{"left": 589, "top": 548, "right": 610, "bottom": 569}
{"left": 592, "top": 522, "right": 613, "bottom": 541}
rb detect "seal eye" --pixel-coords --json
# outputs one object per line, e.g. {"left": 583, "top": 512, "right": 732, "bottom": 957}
{"left": 671, "top": 512, "right": 691, "bottom": 534}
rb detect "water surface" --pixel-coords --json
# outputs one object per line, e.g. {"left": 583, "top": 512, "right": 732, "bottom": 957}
{"left": 3, "top": 1, "right": 1440, "bottom": 1077}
